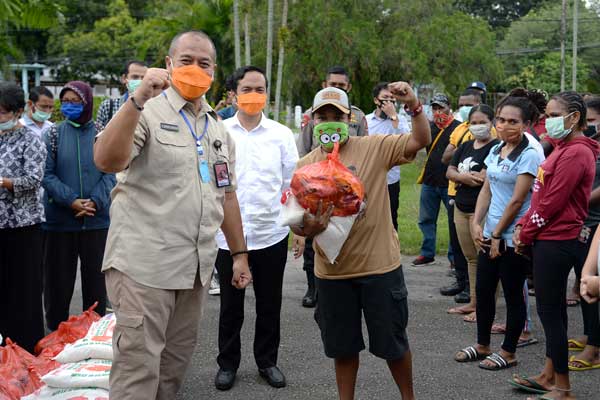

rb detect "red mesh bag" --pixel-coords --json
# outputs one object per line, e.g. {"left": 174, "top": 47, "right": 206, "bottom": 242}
{"left": 291, "top": 143, "right": 364, "bottom": 217}
{"left": 0, "top": 339, "right": 43, "bottom": 399}
{"left": 34, "top": 302, "right": 101, "bottom": 355}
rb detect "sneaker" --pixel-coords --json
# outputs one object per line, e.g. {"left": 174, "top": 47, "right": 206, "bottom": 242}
{"left": 411, "top": 255, "right": 435, "bottom": 266}
{"left": 209, "top": 273, "right": 220, "bottom": 296}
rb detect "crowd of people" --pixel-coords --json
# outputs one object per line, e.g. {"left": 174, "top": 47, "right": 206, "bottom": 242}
{"left": 2, "top": 29, "right": 600, "bottom": 400}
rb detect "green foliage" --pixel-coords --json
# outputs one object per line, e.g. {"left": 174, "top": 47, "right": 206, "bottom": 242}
{"left": 454, "top": 0, "right": 551, "bottom": 28}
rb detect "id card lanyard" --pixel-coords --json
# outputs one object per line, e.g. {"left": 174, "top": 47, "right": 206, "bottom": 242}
{"left": 180, "top": 110, "right": 211, "bottom": 183}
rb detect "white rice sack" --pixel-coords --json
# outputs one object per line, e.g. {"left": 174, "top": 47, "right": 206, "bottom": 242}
{"left": 21, "top": 386, "right": 109, "bottom": 400}
{"left": 314, "top": 214, "right": 357, "bottom": 264}
{"left": 21, "top": 386, "right": 108, "bottom": 400}
{"left": 41, "top": 359, "right": 111, "bottom": 390}
{"left": 54, "top": 314, "right": 115, "bottom": 363}
{"left": 278, "top": 191, "right": 305, "bottom": 227}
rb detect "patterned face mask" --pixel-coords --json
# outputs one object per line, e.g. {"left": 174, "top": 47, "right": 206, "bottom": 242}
{"left": 313, "top": 122, "right": 349, "bottom": 152}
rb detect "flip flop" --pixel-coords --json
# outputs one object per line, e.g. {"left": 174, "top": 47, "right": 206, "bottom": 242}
{"left": 479, "top": 352, "right": 518, "bottom": 371}
{"left": 508, "top": 375, "right": 551, "bottom": 395}
{"left": 463, "top": 312, "right": 476, "bottom": 323}
{"left": 567, "top": 297, "right": 581, "bottom": 307}
{"left": 517, "top": 337, "right": 539, "bottom": 348}
{"left": 447, "top": 307, "right": 472, "bottom": 315}
{"left": 568, "top": 339, "right": 585, "bottom": 351}
{"left": 568, "top": 356, "right": 600, "bottom": 371}
{"left": 454, "top": 346, "right": 491, "bottom": 362}
{"left": 491, "top": 323, "right": 506, "bottom": 334}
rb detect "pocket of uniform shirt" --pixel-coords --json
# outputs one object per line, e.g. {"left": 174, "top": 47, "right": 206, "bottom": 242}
{"left": 155, "top": 130, "right": 193, "bottom": 174}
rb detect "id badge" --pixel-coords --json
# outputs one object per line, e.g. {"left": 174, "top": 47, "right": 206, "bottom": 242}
{"left": 199, "top": 160, "right": 211, "bottom": 183}
{"left": 214, "top": 161, "right": 231, "bottom": 188}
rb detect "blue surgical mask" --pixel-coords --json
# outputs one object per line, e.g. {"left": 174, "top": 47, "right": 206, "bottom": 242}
{"left": 0, "top": 118, "right": 17, "bottom": 131}
{"left": 127, "top": 79, "right": 142, "bottom": 94}
{"left": 458, "top": 106, "right": 473, "bottom": 122}
{"left": 32, "top": 109, "right": 52, "bottom": 122}
{"left": 61, "top": 102, "right": 84, "bottom": 121}
{"left": 546, "top": 112, "right": 575, "bottom": 140}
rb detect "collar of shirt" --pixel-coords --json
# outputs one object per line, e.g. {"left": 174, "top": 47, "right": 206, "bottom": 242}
{"left": 163, "top": 86, "right": 215, "bottom": 118}
{"left": 368, "top": 111, "right": 385, "bottom": 121}
{"left": 230, "top": 112, "right": 274, "bottom": 133}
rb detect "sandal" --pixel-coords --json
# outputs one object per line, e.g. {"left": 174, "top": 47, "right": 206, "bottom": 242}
{"left": 517, "top": 336, "right": 539, "bottom": 348}
{"left": 508, "top": 375, "right": 551, "bottom": 394}
{"left": 479, "top": 352, "right": 518, "bottom": 370}
{"left": 568, "top": 355, "right": 600, "bottom": 371}
{"left": 567, "top": 296, "right": 580, "bottom": 307}
{"left": 454, "top": 346, "right": 490, "bottom": 362}
{"left": 568, "top": 339, "right": 585, "bottom": 351}
{"left": 447, "top": 307, "right": 472, "bottom": 315}
{"left": 491, "top": 323, "right": 506, "bottom": 334}
{"left": 463, "top": 312, "right": 476, "bottom": 323}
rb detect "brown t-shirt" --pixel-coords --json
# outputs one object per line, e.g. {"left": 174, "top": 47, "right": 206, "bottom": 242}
{"left": 297, "top": 134, "right": 414, "bottom": 279}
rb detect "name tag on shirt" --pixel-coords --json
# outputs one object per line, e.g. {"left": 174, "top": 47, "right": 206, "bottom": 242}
{"left": 160, "top": 123, "right": 179, "bottom": 132}
{"left": 214, "top": 161, "right": 231, "bottom": 188}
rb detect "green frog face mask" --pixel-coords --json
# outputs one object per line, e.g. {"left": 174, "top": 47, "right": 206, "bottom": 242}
{"left": 313, "top": 122, "right": 349, "bottom": 152}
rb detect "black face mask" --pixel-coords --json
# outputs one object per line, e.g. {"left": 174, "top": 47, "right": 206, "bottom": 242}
{"left": 584, "top": 124, "right": 597, "bottom": 138}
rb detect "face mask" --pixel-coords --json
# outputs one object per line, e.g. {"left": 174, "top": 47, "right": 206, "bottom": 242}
{"left": 469, "top": 124, "right": 491, "bottom": 140}
{"left": 61, "top": 102, "right": 84, "bottom": 121}
{"left": 127, "top": 79, "right": 143, "bottom": 94}
{"left": 170, "top": 60, "right": 212, "bottom": 100}
{"left": 458, "top": 106, "right": 473, "bottom": 122}
{"left": 583, "top": 124, "right": 597, "bottom": 138}
{"left": 32, "top": 108, "right": 52, "bottom": 122}
{"left": 237, "top": 92, "right": 267, "bottom": 115}
{"left": 0, "top": 118, "right": 17, "bottom": 131}
{"left": 546, "top": 112, "right": 575, "bottom": 140}
{"left": 313, "top": 121, "right": 349, "bottom": 152}
{"left": 433, "top": 111, "right": 453, "bottom": 129}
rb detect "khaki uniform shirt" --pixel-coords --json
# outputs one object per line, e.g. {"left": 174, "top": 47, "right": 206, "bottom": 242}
{"left": 297, "top": 105, "right": 368, "bottom": 157}
{"left": 296, "top": 134, "right": 414, "bottom": 279}
{"left": 102, "top": 87, "right": 237, "bottom": 289}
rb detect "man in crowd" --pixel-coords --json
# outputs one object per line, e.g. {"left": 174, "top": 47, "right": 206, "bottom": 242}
{"left": 214, "top": 65, "right": 301, "bottom": 391}
{"left": 96, "top": 60, "right": 148, "bottom": 129}
{"left": 292, "top": 83, "right": 430, "bottom": 400}
{"left": 297, "top": 65, "right": 368, "bottom": 308}
{"left": 215, "top": 74, "right": 237, "bottom": 120}
{"left": 412, "top": 94, "right": 461, "bottom": 267}
{"left": 19, "top": 86, "right": 54, "bottom": 137}
{"left": 365, "top": 82, "right": 410, "bottom": 232}
{"left": 94, "top": 30, "right": 251, "bottom": 399}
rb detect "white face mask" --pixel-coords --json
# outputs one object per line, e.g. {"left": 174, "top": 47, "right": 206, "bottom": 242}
{"left": 469, "top": 124, "right": 491, "bottom": 140}
{"left": 0, "top": 117, "right": 17, "bottom": 132}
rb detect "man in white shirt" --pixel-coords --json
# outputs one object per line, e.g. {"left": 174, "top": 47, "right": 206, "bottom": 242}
{"left": 19, "top": 86, "right": 54, "bottom": 137}
{"left": 214, "top": 66, "right": 302, "bottom": 391}
{"left": 365, "top": 82, "right": 410, "bottom": 232}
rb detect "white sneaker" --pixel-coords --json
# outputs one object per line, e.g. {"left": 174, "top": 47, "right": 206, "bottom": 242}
{"left": 209, "top": 273, "right": 220, "bottom": 295}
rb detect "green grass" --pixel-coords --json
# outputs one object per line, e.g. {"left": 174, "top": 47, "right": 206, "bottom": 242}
{"left": 397, "top": 153, "right": 450, "bottom": 256}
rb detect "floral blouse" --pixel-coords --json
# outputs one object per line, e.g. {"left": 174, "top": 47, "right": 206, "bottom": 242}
{"left": 0, "top": 127, "right": 47, "bottom": 228}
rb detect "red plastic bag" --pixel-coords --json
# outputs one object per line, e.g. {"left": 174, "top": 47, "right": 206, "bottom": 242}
{"left": 291, "top": 143, "right": 364, "bottom": 217}
{"left": 0, "top": 339, "right": 43, "bottom": 399}
{"left": 34, "top": 303, "right": 101, "bottom": 356}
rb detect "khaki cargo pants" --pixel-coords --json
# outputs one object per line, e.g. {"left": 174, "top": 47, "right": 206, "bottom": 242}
{"left": 105, "top": 268, "right": 209, "bottom": 399}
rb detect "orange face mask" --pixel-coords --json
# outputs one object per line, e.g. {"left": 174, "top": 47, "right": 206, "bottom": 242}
{"left": 237, "top": 92, "right": 267, "bottom": 115}
{"left": 170, "top": 61, "right": 213, "bottom": 100}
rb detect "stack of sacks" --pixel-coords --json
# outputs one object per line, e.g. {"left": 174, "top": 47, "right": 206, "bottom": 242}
{"left": 22, "top": 313, "right": 116, "bottom": 400}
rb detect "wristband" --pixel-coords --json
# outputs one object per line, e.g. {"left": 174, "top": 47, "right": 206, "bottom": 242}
{"left": 231, "top": 250, "right": 249, "bottom": 258}
{"left": 492, "top": 233, "right": 502, "bottom": 240}
{"left": 130, "top": 96, "right": 144, "bottom": 111}
{"left": 404, "top": 102, "right": 423, "bottom": 117}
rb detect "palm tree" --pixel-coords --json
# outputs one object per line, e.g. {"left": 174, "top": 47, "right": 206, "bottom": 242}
{"left": 273, "top": 0, "right": 288, "bottom": 121}
{"left": 265, "top": 0, "right": 274, "bottom": 115}
{"left": 233, "top": 0, "right": 241, "bottom": 68}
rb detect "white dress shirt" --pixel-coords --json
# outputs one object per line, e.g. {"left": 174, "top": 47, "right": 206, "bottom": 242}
{"left": 19, "top": 115, "right": 53, "bottom": 138}
{"left": 365, "top": 111, "right": 410, "bottom": 185}
{"left": 216, "top": 113, "right": 299, "bottom": 251}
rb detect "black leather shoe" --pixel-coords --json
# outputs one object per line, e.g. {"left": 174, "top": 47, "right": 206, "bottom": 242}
{"left": 302, "top": 287, "right": 317, "bottom": 308}
{"left": 259, "top": 366, "right": 286, "bottom": 388}
{"left": 454, "top": 290, "right": 471, "bottom": 304}
{"left": 215, "top": 368, "right": 236, "bottom": 391}
{"left": 440, "top": 282, "right": 464, "bottom": 296}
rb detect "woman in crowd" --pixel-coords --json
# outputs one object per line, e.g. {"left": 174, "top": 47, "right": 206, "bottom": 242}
{"left": 42, "top": 81, "right": 116, "bottom": 330}
{"left": 511, "top": 92, "right": 600, "bottom": 400}
{"left": 446, "top": 105, "right": 498, "bottom": 322}
{"left": 0, "top": 82, "right": 47, "bottom": 352}
{"left": 454, "top": 94, "right": 542, "bottom": 371}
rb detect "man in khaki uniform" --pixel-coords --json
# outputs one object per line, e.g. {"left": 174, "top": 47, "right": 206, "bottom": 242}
{"left": 296, "top": 66, "right": 368, "bottom": 308}
{"left": 94, "top": 30, "right": 251, "bottom": 399}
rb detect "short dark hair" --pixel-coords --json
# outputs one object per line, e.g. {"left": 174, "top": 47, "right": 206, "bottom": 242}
{"left": 552, "top": 91, "right": 587, "bottom": 130}
{"left": 496, "top": 89, "right": 540, "bottom": 125}
{"left": 460, "top": 88, "right": 482, "bottom": 102}
{"left": 0, "top": 82, "right": 25, "bottom": 112}
{"left": 224, "top": 74, "right": 235, "bottom": 92}
{"left": 325, "top": 66, "right": 349, "bottom": 81}
{"left": 169, "top": 30, "right": 217, "bottom": 60}
{"left": 468, "top": 104, "right": 494, "bottom": 122}
{"left": 586, "top": 96, "right": 600, "bottom": 115}
{"left": 123, "top": 60, "right": 147, "bottom": 75}
{"left": 372, "top": 82, "right": 389, "bottom": 98}
{"left": 231, "top": 65, "right": 268, "bottom": 92}
{"left": 28, "top": 86, "right": 53, "bottom": 102}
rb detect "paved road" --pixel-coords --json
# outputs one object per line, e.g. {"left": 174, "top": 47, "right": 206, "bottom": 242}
{"left": 69, "top": 254, "right": 599, "bottom": 399}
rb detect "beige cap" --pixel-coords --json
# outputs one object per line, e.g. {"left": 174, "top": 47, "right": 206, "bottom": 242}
{"left": 312, "top": 87, "right": 350, "bottom": 114}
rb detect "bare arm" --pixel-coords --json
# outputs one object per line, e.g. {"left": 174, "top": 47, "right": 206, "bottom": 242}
{"left": 94, "top": 68, "right": 170, "bottom": 173}
{"left": 220, "top": 191, "right": 252, "bottom": 289}
{"left": 590, "top": 186, "right": 600, "bottom": 208}
{"left": 442, "top": 143, "right": 456, "bottom": 165}
{"left": 388, "top": 82, "right": 431, "bottom": 158}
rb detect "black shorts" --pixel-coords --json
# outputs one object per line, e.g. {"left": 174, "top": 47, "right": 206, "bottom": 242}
{"left": 314, "top": 266, "right": 409, "bottom": 360}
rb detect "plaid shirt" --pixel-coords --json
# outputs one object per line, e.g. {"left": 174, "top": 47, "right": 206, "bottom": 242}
{"left": 96, "top": 93, "right": 128, "bottom": 130}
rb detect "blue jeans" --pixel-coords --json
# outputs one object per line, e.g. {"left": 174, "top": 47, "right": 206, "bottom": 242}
{"left": 417, "top": 184, "right": 453, "bottom": 259}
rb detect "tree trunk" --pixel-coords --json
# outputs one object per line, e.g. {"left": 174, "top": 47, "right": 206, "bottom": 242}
{"left": 273, "top": 0, "right": 288, "bottom": 122}
{"left": 233, "top": 0, "right": 241, "bottom": 68}
{"left": 560, "top": 0, "right": 567, "bottom": 91}
{"left": 244, "top": 13, "right": 251, "bottom": 65}
{"left": 572, "top": 0, "right": 578, "bottom": 90}
{"left": 265, "top": 0, "right": 274, "bottom": 115}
